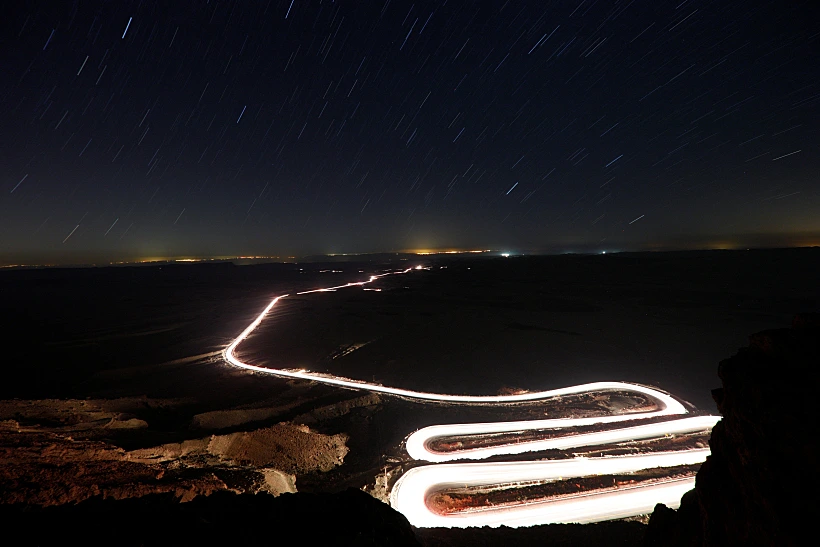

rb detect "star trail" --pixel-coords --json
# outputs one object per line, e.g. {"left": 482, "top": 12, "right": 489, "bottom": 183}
{"left": 1, "top": 0, "right": 818, "bottom": 264}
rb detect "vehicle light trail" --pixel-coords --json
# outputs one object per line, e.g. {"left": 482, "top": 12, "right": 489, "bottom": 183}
{"left": 391, "top": 450, "right": 711, "bottom": 527}
{"left": 223, "top": 267, "right": 719, "bottom": 528}
{"left": 406, "top": 415, "right": 719, "bottom": 462}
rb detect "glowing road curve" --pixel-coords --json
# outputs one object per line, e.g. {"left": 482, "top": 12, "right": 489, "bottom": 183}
{"left": 224, "top": 267, "right": 719, "bottom": 528}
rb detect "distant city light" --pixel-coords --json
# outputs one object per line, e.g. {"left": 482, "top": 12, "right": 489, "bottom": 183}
{"left": 501, "top": 253, "right": 510, "bottom": 257}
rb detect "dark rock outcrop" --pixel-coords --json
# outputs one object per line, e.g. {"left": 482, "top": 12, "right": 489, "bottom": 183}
{"left": 0, "top": 488, "right": 421, "bottom": 546}
{"left": 417, "top": 520, "right": 646, "bottom": 546}
{"left": 0, "top": 486, "right": 647, "bottom": 546}
{"left": 646, "top": 313, "right": 820, "bottom": 546}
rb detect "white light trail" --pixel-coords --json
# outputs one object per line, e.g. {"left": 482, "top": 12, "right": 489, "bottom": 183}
{"left": 223, "top": 267, "right": 718, "bottom": 528}
{"left": 62, "top": 224, "right": 80, "bottom": 243}
{"left": 77, "top": 55, "right": 89, "bottom": 76}
{"left": 122, "top": 17, "right": 133, "bottom": 40}
{"left": 605, "top": 154, "right": 623, "bottom": 168}
{"left": 406, "top": 415, "right": 719, "bottom": 462}
{"left": 391, "top": 451, "right": 709, "bottom": 528}
{"left": 103, "top": 218, "right": 119, "bottom": 237}
{"left": 10, "top": 174, "right": 28, "bottom": 194}
{"left": 771, "top": 149, "right": 801, "bottom": 161}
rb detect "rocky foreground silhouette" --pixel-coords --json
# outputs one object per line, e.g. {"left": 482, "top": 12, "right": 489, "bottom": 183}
{"left": 646, "top": 314, "right": 819, "bottom": 546}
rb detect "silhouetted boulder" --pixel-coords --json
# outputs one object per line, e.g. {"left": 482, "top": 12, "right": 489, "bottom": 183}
{"left": 646, "top": 313, "right": 820, "bottom": 546}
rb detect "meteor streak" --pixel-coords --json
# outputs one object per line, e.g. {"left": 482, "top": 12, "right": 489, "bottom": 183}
{"left": 223, "top": 267, "right": 718, "bottom": 527}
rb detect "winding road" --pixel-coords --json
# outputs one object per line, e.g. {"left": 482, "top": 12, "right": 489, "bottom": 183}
{"left": 224, "top": 267, "right": 719, "bottom": 527}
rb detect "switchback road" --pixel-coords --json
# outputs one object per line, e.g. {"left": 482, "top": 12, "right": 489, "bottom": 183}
{"left": 224, "top": 267, "right": 718, "bottom": 527}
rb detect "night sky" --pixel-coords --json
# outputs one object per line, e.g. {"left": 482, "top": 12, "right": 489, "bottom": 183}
{"left": 2, "top": 1, "right": 818, "bottom": 264}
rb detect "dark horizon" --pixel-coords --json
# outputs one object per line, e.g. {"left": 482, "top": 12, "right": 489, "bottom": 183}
{"left": 3, "top": 235, "right": 819, "bottom": 268}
